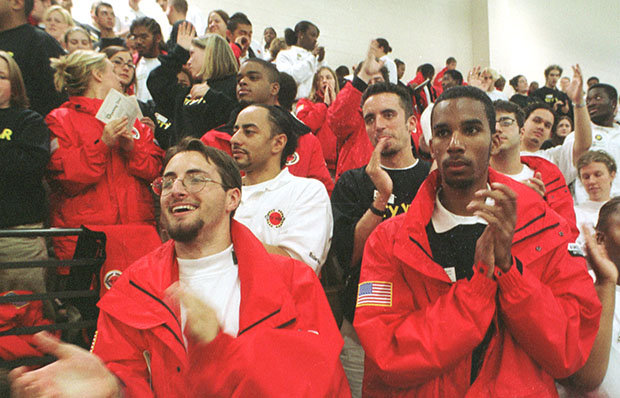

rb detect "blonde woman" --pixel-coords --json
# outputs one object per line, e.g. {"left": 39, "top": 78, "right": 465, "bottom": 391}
{"left": 468, "top": 66, "right": 508, "bottom": 101}
{"left": 148, "top": 22, "right": 238, "bottom": 146}
{"left": 43, "top": 5, "right": 74, "bottom": 47}
{"left": 63, "top": 26, "right": 93, "bottom": 54}
{"left": 296, "top": 66, "right": 340, "bottom": 174}
{"left": 46, "top": 50, "right": 163, "bottom": 262}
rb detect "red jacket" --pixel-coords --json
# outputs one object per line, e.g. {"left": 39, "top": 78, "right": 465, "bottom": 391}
{"left": 201, "top": 126, "right": 335, "bottom": 195}
{"left": 432, "top": 66, "right": 449, "bottom": 96}
{"left": 520, "top": 155, "right": 579, "bottom": 239}
{"left": 0, "top": 290, "right": 54, "bottom": 360}
{"left": 296, "top": 98, "right": 337, "bottom": 173}
{"left": 354, "top": 168, "right": 601, "bottom": 398}
{"left": 327, "top": 78, "right": 373, "bottom": 181}
{"left": 46, "top": 97, "right": 163, "bottom": 260}
{"left": 92, "top": 221, "right": 350, "bottom": 397}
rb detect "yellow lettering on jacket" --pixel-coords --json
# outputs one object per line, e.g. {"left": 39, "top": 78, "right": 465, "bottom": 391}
{"left": 0, "top": 128, "right": 12, "bottom": 140}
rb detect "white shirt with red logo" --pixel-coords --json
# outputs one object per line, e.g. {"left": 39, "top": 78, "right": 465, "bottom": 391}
{"left": 234, "top": 168, "right": 333, "bottom": 274}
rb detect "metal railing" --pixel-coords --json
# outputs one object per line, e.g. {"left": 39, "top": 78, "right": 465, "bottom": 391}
{"left": 0, "top": 227, "right": 106, "bottom": 368}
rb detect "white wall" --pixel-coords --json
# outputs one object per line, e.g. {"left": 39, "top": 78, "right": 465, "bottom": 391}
{"left": 488, "top": 0, "right": 620, "bottom": 94}
{"left": 75, "top": 0, "right": 619, "bottom": 93}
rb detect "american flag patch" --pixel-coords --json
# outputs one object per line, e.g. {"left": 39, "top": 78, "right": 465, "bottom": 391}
{"left": 356, "top": 281, "right": 392, "bottom": 307}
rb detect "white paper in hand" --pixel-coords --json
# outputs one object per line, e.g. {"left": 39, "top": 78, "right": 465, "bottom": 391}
{"left": 96, "top": 89, "right": 140, "bottom": 133}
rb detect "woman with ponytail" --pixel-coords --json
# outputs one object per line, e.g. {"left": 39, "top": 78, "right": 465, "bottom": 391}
{"left": 275, "top": 20, "right": 326, "bottom": 100}
{"left": 46, "top": 50, "right": 163, "bottom": 262}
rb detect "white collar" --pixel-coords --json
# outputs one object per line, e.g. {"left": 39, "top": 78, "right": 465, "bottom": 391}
{"left": 431, "top": 186, "right": 491, "bottom": 233}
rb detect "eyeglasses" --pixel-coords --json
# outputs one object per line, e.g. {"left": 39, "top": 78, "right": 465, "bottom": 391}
{"left": 110, "top": 58, "right": 135, "bottom": 69}
{"left": 496, "top": 117, "right": 516, "bottom": 127}
{"left": 151, "top": 174, "right": 224, "bottom": 196}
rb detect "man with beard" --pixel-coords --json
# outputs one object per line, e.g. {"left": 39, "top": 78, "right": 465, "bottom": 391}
{"left": 10, "top": 137, "right": 350, "bottom": 398}
{"left": 130, "top": 16, "right": 163, "bottom": 102}
{"left": 230, "top": 104, "right": 332, "bottom": 274}
{"left": 200, "top": 58, "right": 334, "bottom": 195}
{"left": 353, "top": 86, "right": 601, "bottom": 397}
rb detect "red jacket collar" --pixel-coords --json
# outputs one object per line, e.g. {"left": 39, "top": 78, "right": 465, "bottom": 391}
{"left": 63, "top": 96, "right": 104, "bottom": 115}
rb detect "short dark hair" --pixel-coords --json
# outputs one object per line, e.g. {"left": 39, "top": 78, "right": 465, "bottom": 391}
{"left": 163, "top": 137, "right": 242, "bottom": 193}
{"left": 94, "top": 1, "right": 113, "bottom": 16}
{"left": 375, "top": 38, "right": 392, "bottom": 54}
{"left": 418, "top": 64, "right": 435, "bottom": 80}
{"left": 277, "top": 72, "right": 297, "bottom": 112}
{"left": 335, "top": 65, "right": 349, "bottom": 77}
{"left": 587, "top": 76, "right": 600, "bottom": 85}
{"left": 523, "top": 102, "right": 557, "bottom": 132}
{"left": 446, "top": 57, "right": 456, "bottom": 65}
{"left": 544, "top": 64, "right": 563, "bottom": 78}
{"left": 243, "top": 58, "right": 279, "bottom": 84}
{"left": 509, "top": 75, "right": 524, "bottom": 90}
{"left": 596, "top": 196, "right": 620, "bottom": 233}
{"left": 284, "top": 20, "right": 318, "bottom": 46}
{"left": 577, "top": 150, "right": 617, "bottom": 176}
{"left": 588, "top": 83, "right": 618, "bottom": 105}
{"left": 227, "top": 12, "right": 251, "bottom": 33}
{"left": 444, "top": 69, "right": 463, "bottom": 85}
{"left": 24, "top": 0, "right": 34, "bottom": 17}
{"left": 394, "top": 58, "right": 404, "bottom": 68}
{"left": 494, "top": 100, "right": 525, "bottom": 128}
{"left": 432, "top": 85, "right": 496, "bottom": 135}
{"left": 248, "top": 104, "right": 298, "bottom": 168}
{"left": 361, "top": 82, "right": 414, "bottom": 119}
{"left": 169, "top": 0, "right": 187, "bottom": 15}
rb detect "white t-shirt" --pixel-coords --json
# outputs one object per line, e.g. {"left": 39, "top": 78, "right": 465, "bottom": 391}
{"left": 486, "top": 89, "right": 509, "bottom": 102}
{"left": 135, "top": 56, "right": 160, "bottom": 102}
{"left": 177, "top": 244, "right": 240, "bottom": 342}
{"left": 574, "top": 199, "right": 606, "bottom": 248}
{"left": 275, "top": 46, "right": 327, "bottom": 99}
{"left": 234, "top": 168, "right": 333, "bottom": 274}
{"left": 379, "top": 55, "right": 398, "bottom": 84}
{"left": 525, "top": 123, "right": 620, "bottom": 205}
{"left": 506, "top": 164, "right": 535, "bottom": 182}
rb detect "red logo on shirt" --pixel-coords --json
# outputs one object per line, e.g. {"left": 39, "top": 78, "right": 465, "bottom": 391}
{"left": 266, "top": 209, "right": 285, "bottom": 228}
{"left": 285, "top": 152, "right": 299, "bottom": 166}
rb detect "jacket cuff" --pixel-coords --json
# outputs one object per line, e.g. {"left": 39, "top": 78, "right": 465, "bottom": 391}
{"left": 352, "top": 76, "right": 368, "bottom": 93}
{"left": 468, "top": 261, "right": 498, "bottom": 299}
{"left": 495, "top": 257, "right": 527, "bottom": 293}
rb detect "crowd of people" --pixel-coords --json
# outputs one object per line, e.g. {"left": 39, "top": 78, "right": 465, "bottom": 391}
{"left": 1, "top": 0, "right": 619, "bottom": 397}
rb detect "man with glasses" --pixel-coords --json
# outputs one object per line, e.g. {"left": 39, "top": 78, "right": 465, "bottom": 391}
{"left": 230, "top": 104, "right": 332, "bottom": 274}
{"left": 10, "top": 137, "right": 350, "bottom": 397}
{"left": 490, "top": 100, "right": 578, "bottom": 237}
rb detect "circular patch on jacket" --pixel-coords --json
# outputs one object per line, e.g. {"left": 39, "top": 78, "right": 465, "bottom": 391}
{"left": 266, "top": 209, "right": 285, "bottom": 228}
{"left": 285, "top": 152, "right": 299, "bottom": 166}
{"left": 595, "top": 134, "right": 602, "bottom": 141}
{"left": 132, "top": 127, "right": 140, "bottom": 139}
{"left": 104, "top": 270, "right": 123, "bottom": 290}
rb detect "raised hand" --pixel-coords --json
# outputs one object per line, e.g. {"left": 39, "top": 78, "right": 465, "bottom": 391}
{"left": 358, "top": 41, "right": 385, "bottom": 84}
{"left": 566, "top": 64, "right": 585, "bottom": 105}
{"left": 177, "top": 21, "right": 197, "bottom": 51}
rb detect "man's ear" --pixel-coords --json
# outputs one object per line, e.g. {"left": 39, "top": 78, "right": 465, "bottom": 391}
{"left": 407, "top": 114, "right": 417, "bottom": 134}
{"left": 226, "top": 187, "right": 241, "bottom": 214}
{"left": 596, "top": 231, "right": 605, "bottom": 245}
{"left": 271, "top": 133, "right": 286, "bottom": 155}
{"left": 270, "top": 82, "right": 280, "bottom": 98}
{"left": 226, "top": 30, "right": 233, "bottom": 42}
{"left": 490, "top": 133, "right": 501, "bottom": 156}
